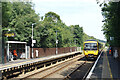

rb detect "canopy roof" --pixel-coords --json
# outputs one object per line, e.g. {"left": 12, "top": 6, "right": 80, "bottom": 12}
{"left": 6, "top": 41, "right": 27, "bottom": 44}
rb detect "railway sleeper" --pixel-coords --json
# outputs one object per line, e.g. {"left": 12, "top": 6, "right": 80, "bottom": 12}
{"left": 52, "top": 60, "right": 57, "bottom": 64}
{"left": 2, "top": 68, "right": 22, "bottom": 79}
{"left": 37, "top": 64, "right": 44, "bottom": 69}
{"left": 45, "top": 62, "right": 52, "bottom": 67}
{"left": 58, "top": 59, "right": 62, "bottom": 62}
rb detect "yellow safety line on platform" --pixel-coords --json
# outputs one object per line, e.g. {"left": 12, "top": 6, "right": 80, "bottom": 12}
{"left": 0, "top": 58, "right": 46, "bottom": 69}
{"left": 106, "top": 53, "right": 113, "bottom": 79}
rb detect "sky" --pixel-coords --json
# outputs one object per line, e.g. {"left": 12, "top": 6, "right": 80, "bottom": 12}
{"left": 32, "top": 0, "right": 106, "bottom": 41}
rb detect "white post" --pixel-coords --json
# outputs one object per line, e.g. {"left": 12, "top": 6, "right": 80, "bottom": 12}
{"left": 7, "top": 43, "right": 9, "bottom": 61}
{"left": 56, "top": 43, "right": 58, "bottom": 54}
{"left": 36, "top": 50, "right": 38, "bottom": 57}
{"left": 25, "top": 44, "right": 27, "bottom": 59}
{"left": 56, "top": 31, "right": 58, "bottom": 54}
{"left": 29, "top": 46, "right": 30, "bottom": 58}
{"left": 32, "top": 24, "right": 34, "bottom": 58}
{"left": 31, "top": 23, "right": 36, "bottom": 58}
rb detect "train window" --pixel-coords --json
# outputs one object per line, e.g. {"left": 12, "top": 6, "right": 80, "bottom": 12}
{"left": 84, "top": 43, "right": 91, "bottom": 50}
{"left": 84, "top": 43, "right": 97, "bottom": 50}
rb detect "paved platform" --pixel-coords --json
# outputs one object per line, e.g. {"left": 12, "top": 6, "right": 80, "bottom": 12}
{"left": 88, "top": 49, "right": 120, "bottom": 79}
{"left": 0, "top": 51, "right": 81, "bottom": 70}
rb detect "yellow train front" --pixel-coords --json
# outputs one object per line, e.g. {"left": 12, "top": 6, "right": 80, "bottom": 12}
{"left": 83, "top": 40, "right": 100, "bottom": 59}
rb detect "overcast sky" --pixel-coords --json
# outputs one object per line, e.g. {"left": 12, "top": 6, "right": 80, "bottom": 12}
{"left": 32, "top": 0, "right": 106, "bottom": 41}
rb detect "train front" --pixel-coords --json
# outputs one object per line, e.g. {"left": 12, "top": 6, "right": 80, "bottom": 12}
{"left": 83, "top": 41, "right": 98, "bottom": 59}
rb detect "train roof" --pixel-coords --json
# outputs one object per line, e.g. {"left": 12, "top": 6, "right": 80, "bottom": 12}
{"left": 85, "top": 39, "right": 97, "bottom": 41}
{"left": 84, "top": 39, "right": 98, "bottom": 43}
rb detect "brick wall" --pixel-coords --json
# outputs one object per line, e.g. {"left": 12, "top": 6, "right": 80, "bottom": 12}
{"left": 30, "top": 47, "right": 77, "bottom": 58}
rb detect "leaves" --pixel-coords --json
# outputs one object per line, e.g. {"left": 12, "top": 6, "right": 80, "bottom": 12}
{"left": 2, "top": 1, "right": 95, "bottom": 48}
{"left": 100, "top": 1, "right": 120, "bottom": 47}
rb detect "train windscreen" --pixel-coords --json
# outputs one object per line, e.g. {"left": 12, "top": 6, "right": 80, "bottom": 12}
{"left": 84, "top": 43, "right": 97, "bottom": 50}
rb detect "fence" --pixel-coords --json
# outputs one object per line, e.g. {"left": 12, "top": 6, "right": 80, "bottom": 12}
{"left": 29, "top": 47, "right": 79, "bottom": 58}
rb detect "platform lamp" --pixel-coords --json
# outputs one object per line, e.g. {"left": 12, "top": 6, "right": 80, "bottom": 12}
{"left": 31, "top": 23, "right": 36, "bottom": 58}
{"left": 56, "top": 30, "right": 58, "bottom": 55}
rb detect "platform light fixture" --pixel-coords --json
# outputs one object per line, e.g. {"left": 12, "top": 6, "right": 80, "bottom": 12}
{"left": 31, "top": 23, "right": 36, "bottom": 58}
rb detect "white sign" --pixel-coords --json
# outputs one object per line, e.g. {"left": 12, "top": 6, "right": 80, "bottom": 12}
{"left": 56, "top": 40, "right": 58, "bottom": 44}
{"left": 110, "top": 37, "right": 114, "bottom": 41}
{"left": 36, "top": 50, "right": 38, "bottom": 57}
{"left": 32, "top": 40, "right": 36, "bottom": 43}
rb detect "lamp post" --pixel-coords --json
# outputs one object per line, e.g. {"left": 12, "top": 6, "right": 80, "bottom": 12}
{"left": 31, "top": 23, "right": 36, "bottom": 58}
{"left": 56, "top": 31, "right": 58, "bottom": 54}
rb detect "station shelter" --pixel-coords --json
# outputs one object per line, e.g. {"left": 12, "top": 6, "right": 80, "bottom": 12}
{"left": 5, "top": 41, "right": 28, "bottom": 62}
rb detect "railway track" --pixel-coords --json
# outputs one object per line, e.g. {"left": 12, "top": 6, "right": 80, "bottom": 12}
{"left": 39, "top": 59, "right": 87, "bottom": 80}
{"left": 10, "top": 54, "right": 84, "bottom": 80}
{"left": 36, "top": 57, "right": 94, "bottom": 80}
{"left": 9, "top": 53, "right": 95, "bottom": 80}
{"left": 65, "top": 51, "right": 104, "bottom": 80}
{"left": 66, "top": 59, "right": 94, "bottom": 80}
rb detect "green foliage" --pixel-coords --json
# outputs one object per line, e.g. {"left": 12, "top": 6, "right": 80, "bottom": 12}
{"left": 2, "top": 2, "right": 40, "bottom": 46}
{"left": 38, "top": 12, "right": 84, "bottom": 48}
{"left": 2, "top": 1, "right": 89, "bottom": 48}
{"left": 44, "top": 11, "right": 61, "bottom": 23}
{"left": 83, "top": 33, "right": 97, "bottom": 42}
{"left": 105, "top": 42, "right": 109, "bottom": 47}
{"left": 2, "top": 2, "right": 13, "bottom": 27}
{"left": 98, "top": 1, "right": 120, "bottom": 47}
{"left": 70, "top": 25, "right": 83, "bottom": 47}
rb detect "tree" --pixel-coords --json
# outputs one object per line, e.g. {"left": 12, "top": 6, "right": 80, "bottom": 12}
{"left": 2, "top": 2, "right": 13, "bottom": 28}
{"left": 44, "top": 11, "right": 61, "bottom": 23}
{"left": 70, "top": 25, "right": 83, "bottom": 47}
{"left": 97, "top": 0, "right": 120, "bottom": 47}
{"left": 2, "top": 2, "right": 90, "bottom": 48}
{"left": 2, "top": 1, "right": 40, "bottom": 47}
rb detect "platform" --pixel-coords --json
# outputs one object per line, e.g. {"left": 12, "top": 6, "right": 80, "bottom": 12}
{"left": 87, "top": 49, "right": 120, "bottom": 79}
{"left": 0, "top": 51, "right": 81, "bottom": 70}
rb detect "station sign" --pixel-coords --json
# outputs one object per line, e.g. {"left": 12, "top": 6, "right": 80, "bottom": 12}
{"left": 110, "top": 37, "right": 114, "bottom": 41}
{"left": 4, "top": 33, "right": 15, "bottom": 37}
{"left": 32, "top": 40, "right": 36, "bottom": 43}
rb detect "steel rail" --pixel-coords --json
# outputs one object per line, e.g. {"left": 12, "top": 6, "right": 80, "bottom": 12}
{"left": 63, "top": 61, "right": 87, "bottom": 80}
{"left": 22, "top": 54, "right": 84, "bottom": 79}
{"left": 2, "top": 52, "right": 81, "bottom": 79}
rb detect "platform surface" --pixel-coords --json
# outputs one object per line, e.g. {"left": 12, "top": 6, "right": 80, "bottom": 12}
{"left": 0, "top": 51, "right": 81, "bottom": 70}
{"left": 90, "top": 49, "right": 120, "bottom": 79}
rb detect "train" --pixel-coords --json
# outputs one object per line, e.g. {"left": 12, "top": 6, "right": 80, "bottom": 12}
{"left": 83, "top": 40, "right": 102, "bottom": 59}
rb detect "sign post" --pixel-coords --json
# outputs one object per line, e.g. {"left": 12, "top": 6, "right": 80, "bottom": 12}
{"left": 56, "top": 31, "right": 58, "bottom": 54}
{"left": 31, "top": 23, "right": 36, "bottom": 58}
{"left": 2, "top": 29, "right": 15, "bottom": 63}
